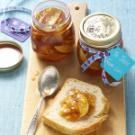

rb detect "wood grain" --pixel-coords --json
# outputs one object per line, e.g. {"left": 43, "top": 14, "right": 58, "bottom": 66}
{"left": 21, "top": 3, "right": 126, "bottom": 135}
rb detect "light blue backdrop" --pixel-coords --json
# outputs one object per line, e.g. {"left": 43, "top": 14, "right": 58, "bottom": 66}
{"left": 0, "top": 0, "right": 135, "bottom": 135}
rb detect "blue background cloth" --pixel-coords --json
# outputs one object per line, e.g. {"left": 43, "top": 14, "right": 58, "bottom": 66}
{"left": 0, "top": 0, "right": 135, "bottom": 135}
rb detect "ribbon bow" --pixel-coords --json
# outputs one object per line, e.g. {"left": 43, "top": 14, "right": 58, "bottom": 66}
{"left": 80, "top": 40, "right": 121, "bottom": 86}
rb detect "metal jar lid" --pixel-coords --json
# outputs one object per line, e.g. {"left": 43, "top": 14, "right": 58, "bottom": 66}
{"left": 0, "top": 40, "right": 23, "bottom": 71}
{"left": 80, "top": 13, "right": 121, "bottom": 48}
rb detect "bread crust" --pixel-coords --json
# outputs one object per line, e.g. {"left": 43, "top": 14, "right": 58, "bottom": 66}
{"left": 43, "top": 115, "right": 108, "bottom": 135}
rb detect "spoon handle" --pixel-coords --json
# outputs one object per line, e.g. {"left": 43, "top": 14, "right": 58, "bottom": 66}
{"left": 27, "top": 97, "right": 44, "bottom": 135}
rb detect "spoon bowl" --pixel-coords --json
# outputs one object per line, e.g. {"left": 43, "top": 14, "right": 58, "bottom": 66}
{"left": 38, "top": 66, "right": 59, "bottom": 97}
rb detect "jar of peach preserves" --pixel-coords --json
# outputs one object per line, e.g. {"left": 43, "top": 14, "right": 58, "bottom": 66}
{"left": 77, "top": 13, "right": 123, "bottom": 75}
{"left": 31, "top": 0, "right": 75, "bottom": 61}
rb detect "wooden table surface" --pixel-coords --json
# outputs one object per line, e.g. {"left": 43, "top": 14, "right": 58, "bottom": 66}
{"left": 0, "top": 0, "right": 135, "bottom": 135}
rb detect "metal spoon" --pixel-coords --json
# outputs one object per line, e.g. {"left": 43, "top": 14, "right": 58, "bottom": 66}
{"left": 27, "top": 66, "right": 60, "bottom": 135}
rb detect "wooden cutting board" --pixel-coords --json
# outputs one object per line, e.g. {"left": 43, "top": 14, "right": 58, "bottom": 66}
{"left": 21, "top": 3, "right": 126, "bottom": 135}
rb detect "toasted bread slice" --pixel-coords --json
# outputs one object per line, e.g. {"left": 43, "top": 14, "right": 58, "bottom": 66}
{"left": 42, "top": 78, "right": 110, "bottom": 135}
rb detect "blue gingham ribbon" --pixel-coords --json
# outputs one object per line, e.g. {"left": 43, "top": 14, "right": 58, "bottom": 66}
{"left": 0, "top": 6, "right": 32, "bottom": 34}
{"left": 80, "top": 40, "right": 122, "bottom": 86}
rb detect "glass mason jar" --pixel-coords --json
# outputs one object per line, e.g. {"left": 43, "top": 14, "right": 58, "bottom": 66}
{"left": 31, "top": 0, "right": 75, "bottom": 61}
{"left": 77, "top": 13, "right": 123, "bottom": 75}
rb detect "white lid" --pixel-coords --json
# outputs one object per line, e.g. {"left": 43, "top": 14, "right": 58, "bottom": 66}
{"left": 80, "top": 13, "right": 121, "bottom": 48}
{"left": 0, "top": 41, "right": 23, "bottom": 71}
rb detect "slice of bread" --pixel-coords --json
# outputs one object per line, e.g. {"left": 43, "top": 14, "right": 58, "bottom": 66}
{"left": 42, "top": 78, "right": 110, "bottom": 135}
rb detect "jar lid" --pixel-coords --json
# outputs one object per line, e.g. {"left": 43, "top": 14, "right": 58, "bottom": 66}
{"left": 80, "top": 13, "right": 121, "bottom": 48}
{"left": 0, "top": 41, "right": 23, "bottom": 71}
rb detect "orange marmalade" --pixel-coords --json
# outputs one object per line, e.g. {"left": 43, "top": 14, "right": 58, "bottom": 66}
{"left": 31, "top": 0, "right": 75, "bottom": 61}
{"left": 60, "top": 89, "right": 96, "bottom": 121}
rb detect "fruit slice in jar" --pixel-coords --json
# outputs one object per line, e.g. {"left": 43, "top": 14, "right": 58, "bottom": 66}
{"left": 45, "top": 8, "right": 62, "bottom": 25}
{"left": 54, "top": 45, "right": 73, "bottom": 53}
{"left": 80, "top": 49, "right": 87, "bottom": 62}
{"left": 79, "top": 49, "right": 100, "bottom": 70}
{"left": 36, "top": 7, "right": 66, "bottom": 31}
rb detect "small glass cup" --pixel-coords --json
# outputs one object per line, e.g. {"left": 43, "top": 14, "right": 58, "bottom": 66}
{"left": 31, "top": 0, "right": 75, "bottom": 61}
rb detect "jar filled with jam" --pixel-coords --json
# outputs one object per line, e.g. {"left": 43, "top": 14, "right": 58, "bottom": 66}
{"left": 77, "top": 13, "right": 123, "bottom": 75}
{"left": 32, "top": 0, "right": 75, "bottom": 61}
